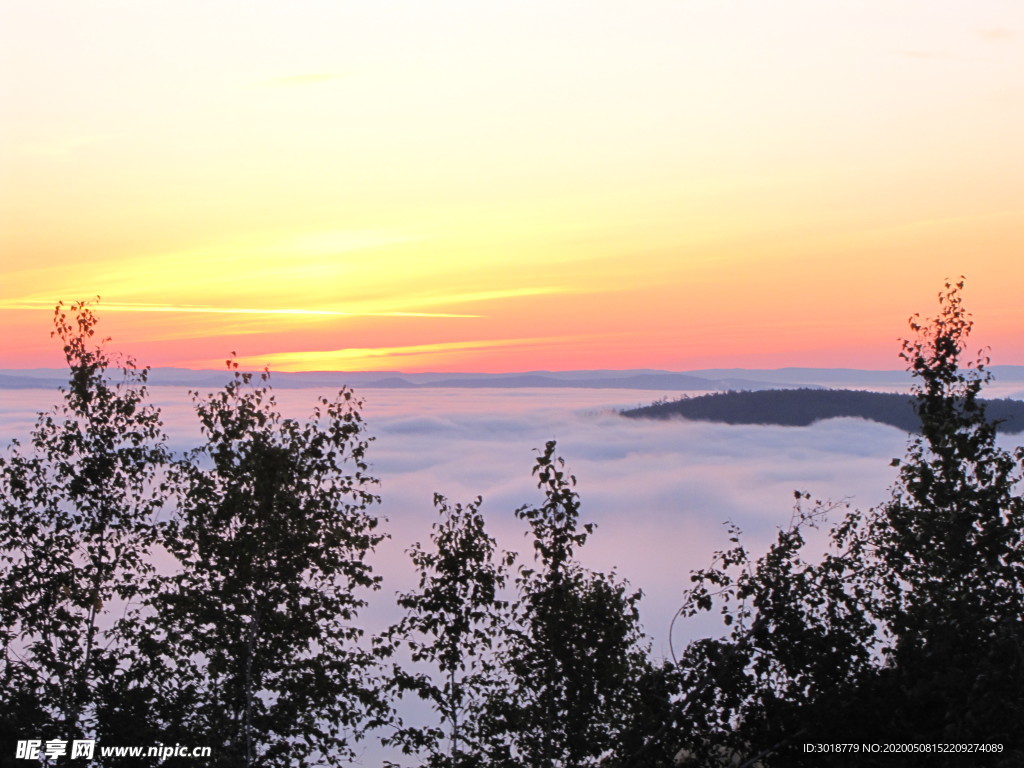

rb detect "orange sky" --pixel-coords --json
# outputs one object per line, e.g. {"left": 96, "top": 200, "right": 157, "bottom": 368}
{"left": 2, "top": 1, "right": 1022, "bottom": 372}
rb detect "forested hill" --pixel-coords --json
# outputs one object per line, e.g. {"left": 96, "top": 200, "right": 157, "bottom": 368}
{"left": 622, "top": 388, "right": 1024, "bottom": 433}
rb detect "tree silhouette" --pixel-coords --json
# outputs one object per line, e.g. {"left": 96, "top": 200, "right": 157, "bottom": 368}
{"left": 666, "top": 280, "right": 1024, "bottom": 767}
{"left": 381, "top": 494, "right": 514, "bottom": 767}
{"left": 872, "top": 279, "right": 1024, "bottom": 753}
{"left": 125, "top": 364, "right": 387, "bottom": 767}
{"left": 0, "top": 301, "right": 168, "bottom": 758}
{"left": 495, "top": 442, "right": 651, "bottom": 768}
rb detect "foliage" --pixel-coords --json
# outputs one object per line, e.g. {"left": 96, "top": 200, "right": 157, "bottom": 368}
{"left": 495, "top": 441, "right": 651, "bottom": 768}
{"left": 664, "top": 500, "right": 879, "bottom": 767}
{"left": 623, "top": 386, "right": 1024, "bottom": 434}
{"left": 382, "top": 444, "right": 654, "bottom": 768}
{"left": 668, "top": 280, "right": 1024, "bottom": 767}
{"left": 872, "top": 279, "right": 1024, "bottom": 752}
{"left": 0, "top": 301, "right": 168, "bottom": 753}
{"left": 123, "top": 363, "right": 387, "bottom": 767}
{"left": 381, "top": 494, "right": 515, "bottom": 767}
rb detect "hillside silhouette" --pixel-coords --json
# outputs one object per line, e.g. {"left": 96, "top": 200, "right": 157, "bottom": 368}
{"left": 622, "top": 387, "right": 1024, "bottom": 433}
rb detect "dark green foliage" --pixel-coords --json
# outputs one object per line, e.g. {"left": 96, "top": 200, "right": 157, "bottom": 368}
{"left": 382, "top": 494, "right": 514, "bottom": 767}
{"left": 383, "top": 446, "right": 654, "bottom": 768}
{"left": 1, "top": 306, "right": 391, "bottom": 766}
{"left": 495, "top": 442, "right": 651, "bottom": 768}
{"left": 624, "top": 387, "right": 1024, "bottom": 434}
{"left": 0, "top": 301, "right": 168, "bottom": 754}
{"left": 670, "top": 280, "right": 1024, "bottom": 767}
{"left": 606, "top": 661, "right": 685, "bottom": 768}
{"left": 871, "top": 281, "right": 1024, "bottom": 753}
{"left": 666, "top": 501, "right": 880, "bottom": 767}
{"left": 126, "top": 364, "right": 387, "bottom": 767}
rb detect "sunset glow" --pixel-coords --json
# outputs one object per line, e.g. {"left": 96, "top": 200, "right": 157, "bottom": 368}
{"left": 2, "top": 1, "right": 1022, "bottom": 372}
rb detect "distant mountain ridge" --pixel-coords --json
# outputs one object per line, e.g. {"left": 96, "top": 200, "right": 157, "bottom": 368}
{"left": 3, "top": 366, "right": 1024, "bottom": 393}
{"left": 0, "top": 368, "right": 804, "bottom": 391}
{"left": 622, "top": 388, "right": 1024, "bottom": 434}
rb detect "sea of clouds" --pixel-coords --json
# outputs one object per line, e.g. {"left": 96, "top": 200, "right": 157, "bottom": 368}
{"left": 1, "top": 384, "right": 927, "bottom": 651}
{"left": 7, "top": 381, "right": 1024, "bottom": 763}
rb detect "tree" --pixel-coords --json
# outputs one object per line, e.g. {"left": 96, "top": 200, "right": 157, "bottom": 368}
{"left": 667, "top": 279, "right": 1024, "bottom": 766}
{"left": 665, "top": 500, "right": 879, "bottom": 767}
{"left": 125, "top": 364, "right": 388, "bottom": 767}
{"left": 496, "top": 441, "right": 651, "bottom": 768}
{"left": 871, "top": 279, "right": 1024, "bottom": 752}
{"left": 0, "top": 301, "right": 168, "bottom": 754}
{"left": 381, "top": 494, "right": 515, "bottom": 767}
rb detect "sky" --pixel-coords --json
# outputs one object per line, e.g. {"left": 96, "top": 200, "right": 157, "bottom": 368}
{"left": 2, "top": 1, "right": 1023, "bottom": 372}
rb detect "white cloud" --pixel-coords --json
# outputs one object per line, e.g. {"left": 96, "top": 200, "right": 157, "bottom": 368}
{"left": 14, "top": 381, "right": 1016, "bottom": 760}
{"left": 1, "top": 384, "right": 916, "bottom": 649}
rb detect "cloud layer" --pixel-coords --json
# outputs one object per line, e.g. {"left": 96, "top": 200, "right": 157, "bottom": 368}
{"left": 10, "top": 382, "right": 1024, "bottom": 655}
{"left": 11, "top": 382, "right": 1024, "bottom": 760}
{"left": 9, "top": 386, "right": 916, "bottom": 646}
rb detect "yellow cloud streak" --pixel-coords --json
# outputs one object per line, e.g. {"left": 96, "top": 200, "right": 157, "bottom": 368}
{"left": 0, "top": 299, "right": 478, "bottom": 319}
{"left": 223, "top": 335, "right": 597, "bottom": 372}
{"left": 0, "top": 285, "right": 573, "bottom": 321}
{"left": 1, "top": 221, "right": 585, "bottom": 320}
